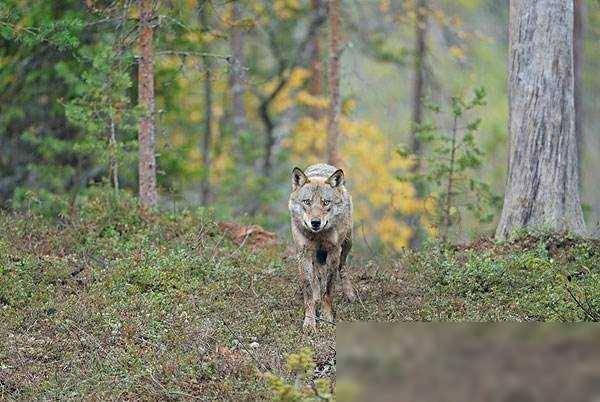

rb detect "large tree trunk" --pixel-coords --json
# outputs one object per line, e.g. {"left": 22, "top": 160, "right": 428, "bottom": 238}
{"left": 573, "top": 0, "right": 586, "bottom": 186}
{"left": 200, "top": 4, "right": 213, "bottom": 205}
{"left": 326, "top": 0, "right": 342, "bottom": 167}
{"left": 496, "top": 0, "right": 585, "bottom": 240}
{"left": 230, "top": 0, "right": 247, "bottom": 138}
{"left": 138, "top": 0, "right": 158, "bottom": 207}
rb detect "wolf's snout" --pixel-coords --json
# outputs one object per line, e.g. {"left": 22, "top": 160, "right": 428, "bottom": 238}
{"left": 310, "top": 218, "right": 321, "bottom": 230}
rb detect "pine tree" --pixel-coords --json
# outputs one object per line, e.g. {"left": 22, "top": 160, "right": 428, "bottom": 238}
{"left": 138, "top": 0, "right": 158, "bottom": 207}
{"left": 326, "top": 0, "right": 342, "bottom": 167}
{"left": 496, "top": 0, "right": 585, "bottom": 239}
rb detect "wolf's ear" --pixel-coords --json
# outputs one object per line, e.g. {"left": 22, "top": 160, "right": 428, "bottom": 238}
{"left": 326, "top": 169, "right": 344, "bottom": 188}
{"left": 292, "top": 167, "right": 308, "bottom": 190}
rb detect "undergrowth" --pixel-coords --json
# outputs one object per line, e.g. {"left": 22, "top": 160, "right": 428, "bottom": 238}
{"left": 1, "top": 187, "right": 598, "bottom": 399}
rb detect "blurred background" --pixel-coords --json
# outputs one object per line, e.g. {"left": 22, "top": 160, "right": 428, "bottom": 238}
{"left": 1, "top": 0, "right": 599, "bottom": 252}
{"left": 337, "top": 323, "right": 600, "bottom": 402}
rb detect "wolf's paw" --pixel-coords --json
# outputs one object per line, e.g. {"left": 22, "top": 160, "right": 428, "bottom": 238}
{"left": 343, "top": 284, "right": 357, "bottom": 303}
{"left": 302, "top": 316, "right": 316, "bottom": 332}
{"left": 322, "top": 309, "right": 334, "bottom": 324}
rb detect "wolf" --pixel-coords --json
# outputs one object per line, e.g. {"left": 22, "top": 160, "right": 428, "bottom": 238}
{"left": 288, "top": 163, "right": 356, "bottom": 330}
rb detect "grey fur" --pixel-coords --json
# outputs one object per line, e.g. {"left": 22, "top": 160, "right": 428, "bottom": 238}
{"left": 288, "top": 163, "right": 356, "bottom": 330}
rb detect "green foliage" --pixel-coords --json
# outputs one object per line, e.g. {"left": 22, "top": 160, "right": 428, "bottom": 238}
{"left": 0, "top": 1, "right": 83, "bottom": 49}
{"left": 0, "top": 189, "right": 334, "bottom": 400}
{"left": 266, "top": 348, "right": 332, "bottom": 402}
{"left": 400, "top": 87, "right": 501, "bottom": 240}
{"left": 10, "top": 187, "right": 71, "bottom": 218}
{"left": 411, "top": 233, "right": 600, "bottom": 321}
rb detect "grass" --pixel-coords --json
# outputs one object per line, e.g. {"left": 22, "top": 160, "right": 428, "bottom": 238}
{"left": 1, "top": 188, "right": 599, "bottom": 399}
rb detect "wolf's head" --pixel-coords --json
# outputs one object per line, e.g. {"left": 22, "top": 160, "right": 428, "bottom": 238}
{"left": 289, "top": 166, "right": 345, "bottom": 234}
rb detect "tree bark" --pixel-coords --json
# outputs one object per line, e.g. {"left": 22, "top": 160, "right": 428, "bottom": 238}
{"left": 573, "top": 0, "right": 585, "bottom": 186}
{"left": 326, "top": 0, "right": 342, "bottom": 167}
{"left": 496, "top": 0, "right": 585, "bottom": 239}
{"left": 309, "top": 0, "right": 324, "bottom": 121}
{"left": 138, "top": 0, "right": 158, "bottom": 207}
{"left": 259, "top": 78, "right": 286, "bottom": 178}
{"left": 230, "top": 0, "right": 247, "bottom": 138}
{"left": 410, "top": 0, "right": 427, "bottom": 172}
{"left": 408, "top": 0, "right": 427, "bottom": 249}
{"left": 109, "top": 117, "right": 119, "bottom": 193}
{"left": 200, "top": 4, "right": 213, "bottom": 205}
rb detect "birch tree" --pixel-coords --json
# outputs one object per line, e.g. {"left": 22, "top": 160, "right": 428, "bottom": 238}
{"left": 496, "top": 0, "right": 585, "bottom": 239}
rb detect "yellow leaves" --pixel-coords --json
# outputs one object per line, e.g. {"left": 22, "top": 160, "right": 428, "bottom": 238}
{"left": 274, "top": 0, "right": 302, "bottom": 20}
{"left": 296, "top": 91, "right": 329, "bottom": 109}
{"left": 289, "top": 68, "right": 310, "bottom": 87}
{"left": 379, "top": 0, "right": 391, "bottom": 13}
{"left": 287, "top": 117, "right": 327, "bottom": 164}
{"left": 184, "top": 31, "right": 200, "bottom": 43}
{"left": 159, "top": 55, "right": 180, "bottom": 69}
{"left": 449, "top": 15, "right": 463, "bottom": 30}
{"left": 342, "top": 98, "right": 357, "bottom": 115}
{"left": 339, "top": 118, "right": 424, "bottom": 251}
{"left": 449, "top": 45, "right": 466, "bottom": 62}
{"left": 379, "top": 216, "right": 413, "bottom": 250}
{"left": 265, "top": 68, "right": 311, "bottom": 115}
{"left": 189, "top": 110, "right": 201, "bottom": 123}
{"left": 430, "top": 6, "right": 447, "bottom": 27}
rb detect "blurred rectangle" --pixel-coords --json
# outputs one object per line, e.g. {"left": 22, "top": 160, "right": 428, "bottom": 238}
{"left": 337, "top": 323, "right": 600, "bottom": 402}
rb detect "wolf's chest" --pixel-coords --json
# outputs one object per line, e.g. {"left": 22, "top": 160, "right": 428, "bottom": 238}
{"left": 308, "top": 245, "right": 337, "bottom": 298}
{"left": 315, "top": 246, "right": 328, "bottom": 265}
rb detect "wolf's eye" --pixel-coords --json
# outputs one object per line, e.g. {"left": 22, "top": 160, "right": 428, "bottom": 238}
{"left": 302, "top": 199, "right": 311, "bottom": 206}
{"left": 322, "top": 200, "right": 331, "bottom": 207}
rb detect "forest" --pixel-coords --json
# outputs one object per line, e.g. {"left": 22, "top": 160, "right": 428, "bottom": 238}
{"left": 1, "top": 0, "right": 599, "bottom": 400}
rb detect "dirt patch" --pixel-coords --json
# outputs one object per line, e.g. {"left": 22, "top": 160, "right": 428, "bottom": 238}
{"left": 218, "top": 221, "right": 278, "bottom": 250}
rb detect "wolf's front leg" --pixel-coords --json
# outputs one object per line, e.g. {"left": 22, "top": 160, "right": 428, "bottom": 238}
{"left": 339, "top": 235, "right": 356, "bottom": 302}
{"left": 322, "top": 247, "right": 341, "bottom": 323}
{"left": 322, "top": 271, "right": 336, "bottom": 323}
{"left": 298, "top": 251, "right": 317, "bottom": 331}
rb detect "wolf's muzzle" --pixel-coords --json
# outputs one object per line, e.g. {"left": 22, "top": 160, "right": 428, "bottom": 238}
{"left": 310, "top": 218, "right": 321, "bottom": 231}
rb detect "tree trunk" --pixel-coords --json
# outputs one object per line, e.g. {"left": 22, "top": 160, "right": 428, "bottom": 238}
{"left": 259, "top": 79, "right": 286, "bottom": 178}
{"left": 326, "top": 0, "right": 342, "bottom": 167}
{"left": 230, "top": 0, "right": 247, "bottom": 138}
{"left": 496, "top": 0, "right": 585, "bottom": 240}
{"left": 573, "top": 0, "right": 585, "bottom": 186}
{"left": 408, "top": 0, "right": 427, "bottom": 249}
{"left": 309, "top": 0, "right": 323, "bottom": 121}
{"left": 200, "top": 4, "right": 213, "bottom": 205}
{"left": 138, "top": 0, "right": 158, "bottom": 207}
{"left": 410, "top": 0, "right": 427, "bottom": 172}
{"left": 109, "top": 117, "right": 119, "bottom": 193}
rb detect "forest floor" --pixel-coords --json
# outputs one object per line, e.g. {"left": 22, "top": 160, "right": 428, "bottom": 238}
{"left": 1, "top": 189, "right": 599, "bottom": 400}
